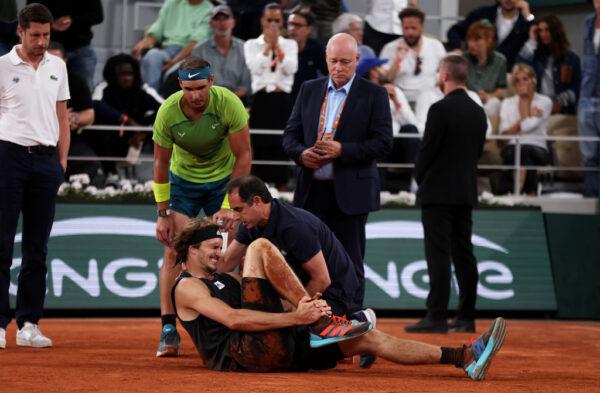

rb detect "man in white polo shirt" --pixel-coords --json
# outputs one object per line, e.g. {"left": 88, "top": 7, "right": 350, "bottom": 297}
{"left": 0, "top": 3, "right": 70, "bottom": 350}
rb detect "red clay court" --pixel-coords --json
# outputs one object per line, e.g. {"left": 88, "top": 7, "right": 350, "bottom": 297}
{"left": 1, "top": 318, "right": 599, "bottom": 392}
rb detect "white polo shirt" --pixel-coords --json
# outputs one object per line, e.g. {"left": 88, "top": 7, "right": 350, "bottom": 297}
{"left": 0, "top": 45, "right": 70, "bottom": 147}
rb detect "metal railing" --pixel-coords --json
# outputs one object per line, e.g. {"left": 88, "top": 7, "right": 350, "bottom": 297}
{"left": 76, "top": 125, "right": 600, "bottom": 196}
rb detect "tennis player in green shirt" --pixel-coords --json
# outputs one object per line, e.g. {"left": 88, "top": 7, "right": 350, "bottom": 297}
{"left": 152, "top": 56, "right": 251, "bottom": 357}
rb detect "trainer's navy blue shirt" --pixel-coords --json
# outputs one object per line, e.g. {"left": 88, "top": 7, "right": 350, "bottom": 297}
{"left": 236, "top": 199, "right": 360, "bottom": 314}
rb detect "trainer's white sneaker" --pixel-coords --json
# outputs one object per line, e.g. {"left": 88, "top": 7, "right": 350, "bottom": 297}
{"left": 16, "top": 322, "right": 52, "bottom": 348}
{"left": 0, "top": 327, "right": 6, "bottom": 349}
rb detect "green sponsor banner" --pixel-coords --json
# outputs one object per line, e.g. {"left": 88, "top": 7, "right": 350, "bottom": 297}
{"left": 8, "top": 205, "right": 556, "bottom": 310}
{"left": 365, "top": 209, "right": 556, "bottom": 310}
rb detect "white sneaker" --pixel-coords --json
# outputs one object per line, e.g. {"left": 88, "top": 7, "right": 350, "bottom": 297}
{"left": 16, "top": 322, "right": 52, "bottom": 348}
{"left": 0, "top": 327, "right": 6, "bottom": 349}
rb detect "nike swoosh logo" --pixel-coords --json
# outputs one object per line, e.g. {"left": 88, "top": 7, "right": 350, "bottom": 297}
{"left": 188, "top": 72, "right": 200, "bottom": 78}
{"left": 212, "top": 124, "right": 218, "bottom": 129}
{"left": 177, "top": 132, "right": 185, "bottom": 137}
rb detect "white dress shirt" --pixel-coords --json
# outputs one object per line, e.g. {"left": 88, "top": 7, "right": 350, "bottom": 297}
{"left": 244, "top": 35, "right": 298, "bottom": 94}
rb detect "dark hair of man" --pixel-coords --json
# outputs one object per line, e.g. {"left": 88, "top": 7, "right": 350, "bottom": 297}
{"left": 48, "top": 41, "right": 65, "bottom": 56}
{"left": 441, "top": 54, "right": 468, "bottom": 84}
{"left": 18, "top": 3, "right": 53, "bottom": 29}
{"left": 399, "top": 7, "right": 425, "bottom": 24}
{"left": 263, "top": 2, "right": 283, "bottom": 17}
{"left": 180, "top": 56, "right": 211, "bottom": 71}
{"left": 225, "top": 175, "right": 273, "bottom": 204}
{"left": 103, "top": 53, "right": 143, "bottom": 90}
{"left": 537, "top": 15, "right": 570, "bottom": 60}
{"left": 290, "top": 6, "right": 315, "bottom": 26}
{"left": 172, "top": 218, "right": 220, "bottom": 264}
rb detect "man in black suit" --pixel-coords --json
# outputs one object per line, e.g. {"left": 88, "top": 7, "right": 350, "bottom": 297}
{"left": 282, "top": 33, "right": 392, "bottom": 325}
{"left": 446, "top": 0, "right": 534, "bottom": 69}
{"left": 405, "top": 54, "right": 487, "bottom": 334}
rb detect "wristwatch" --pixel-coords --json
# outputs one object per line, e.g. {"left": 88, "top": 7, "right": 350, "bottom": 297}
{"left": 157, "top": 208, "right": 172, "bottom": 218}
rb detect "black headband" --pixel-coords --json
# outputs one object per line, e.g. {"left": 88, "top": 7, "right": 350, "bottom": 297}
{"left": 189, "top": 226, "right": 223, "bottom": 245}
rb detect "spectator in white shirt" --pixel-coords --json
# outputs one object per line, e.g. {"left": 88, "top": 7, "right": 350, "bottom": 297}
{"left": 380, "top": 7, "right": 446, "bottom": 103}
{"left": 499, "top": 63, "right": 552, "bottom": 194}
{"left": 244, "top": 2, "right": 298, "bottom": 188}
{"left": 363, "top": 0, "right": 417, "bottom": 55}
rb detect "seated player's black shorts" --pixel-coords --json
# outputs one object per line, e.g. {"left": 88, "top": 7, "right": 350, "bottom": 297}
{"left": 227, "top": 277, "right": 345, "bottom": 372}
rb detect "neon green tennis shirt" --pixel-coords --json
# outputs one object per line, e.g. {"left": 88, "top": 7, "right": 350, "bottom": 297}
{"left": 152, "top": 86, "right": 249, "bottom": 183}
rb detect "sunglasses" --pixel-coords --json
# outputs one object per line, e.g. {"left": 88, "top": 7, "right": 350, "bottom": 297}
{"left": 414, "top": 56, "right": 423, "bottom": 76}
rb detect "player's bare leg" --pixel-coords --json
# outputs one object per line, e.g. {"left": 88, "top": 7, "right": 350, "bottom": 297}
{"left": 338, "top": 317, "right": 507, "bottom": 381}
{"left": 243, "top": 238, "right": 308, "bottom": 305}
{"left": 157, "top": 211, "right": 190, "bottom": 357}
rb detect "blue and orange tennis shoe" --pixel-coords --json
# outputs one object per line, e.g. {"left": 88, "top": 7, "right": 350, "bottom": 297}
{"left": 156, "top": 323, "right": 180, "bottom": 357}
{"left": 309, "top": 314, "right": 373, "bottom": 348}
{"left": 463, "top": 317, "right": 507, "bottom": 381}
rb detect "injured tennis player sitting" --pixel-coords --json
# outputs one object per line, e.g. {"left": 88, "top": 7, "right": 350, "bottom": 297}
{"left": 170, "top": 218, "right": 506, "bottom": 380}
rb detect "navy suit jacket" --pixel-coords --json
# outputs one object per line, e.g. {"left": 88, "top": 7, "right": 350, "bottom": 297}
{"left": 282, "top": 76, "right": 393, "bottom": 215}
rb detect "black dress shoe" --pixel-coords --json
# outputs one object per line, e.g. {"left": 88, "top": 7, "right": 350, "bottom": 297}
{"left": 404, "top": 318, "right": 448, "bottom": 333}
{"left": 448, "top": 318, "right": 475, "bottom": 333}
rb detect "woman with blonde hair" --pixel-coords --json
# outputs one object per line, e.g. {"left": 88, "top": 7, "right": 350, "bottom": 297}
{"left": 499, "top": 63, "right": 552, "bottom": 194}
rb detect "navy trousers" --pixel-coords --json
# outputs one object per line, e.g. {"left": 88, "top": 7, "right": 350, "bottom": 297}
{"left": 303, "top": 180, "right": 368, "bottom": 310}
{"left": 0, "top": 141, "right": 63, "bottom": 329}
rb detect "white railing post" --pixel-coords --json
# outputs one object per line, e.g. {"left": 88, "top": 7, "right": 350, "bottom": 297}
{"left": 514, "top": 138, "right": 522, "bottom": 195}
{"left": 122, "top": 0, "right": 128, "bottom": 52}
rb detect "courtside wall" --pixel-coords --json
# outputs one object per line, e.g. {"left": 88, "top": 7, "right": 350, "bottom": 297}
{"left": 6, "top": 204, "right": 599, "bottom": 319}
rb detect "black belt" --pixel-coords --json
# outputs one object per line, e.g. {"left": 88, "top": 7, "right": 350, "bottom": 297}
{"left": 0, "top": 140, "right": 57, "bottom": 155}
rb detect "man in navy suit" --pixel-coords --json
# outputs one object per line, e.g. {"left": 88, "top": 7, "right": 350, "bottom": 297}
{"left": 282, "top": 33, "right": 392, "bottom": 324}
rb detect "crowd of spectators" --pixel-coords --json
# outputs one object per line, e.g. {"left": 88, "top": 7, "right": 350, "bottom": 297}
{"left": 1, "top": 0, "right": 597, "bottom": 196}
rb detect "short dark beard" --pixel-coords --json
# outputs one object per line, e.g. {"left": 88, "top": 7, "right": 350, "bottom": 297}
{"left": 404, "top": 36, "right": 420, "bottom": 48}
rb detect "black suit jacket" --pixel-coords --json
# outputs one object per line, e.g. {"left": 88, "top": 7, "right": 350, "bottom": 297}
{"left": 446, "top": 5, "right": 532, "bottom": 68}
{"left": 415, "top": 89, "right": 487, "bottom": 207}
{"left": 282, "top": 76, "right": 393, "bottom": 215}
